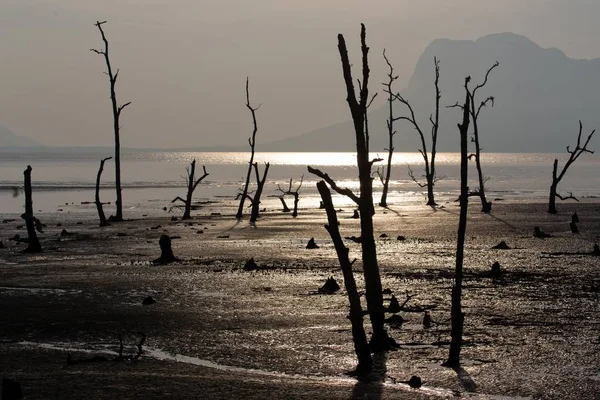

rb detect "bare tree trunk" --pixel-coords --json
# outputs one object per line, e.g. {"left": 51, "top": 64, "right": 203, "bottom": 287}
{"left": 292, "top": 194, "right": 300, "bottom": 218}
{"left": 277, "top": 197, "right": 290, "bottom": 213}
{"left": 23, "top": 166, "right": 41, "bottom": 253}
{"left": 379, "top": 50, "right": 397, "bottom": 207}
{"left": 236, "top": 78, "right": 259, "bottom": 220}
{"left": 250, "top": 162, "right": 270, "bottom": 223}
{"left": 338, "top": 25, "right": 391, "bottom": 351}
{"left": 276, "top": 176, "right": 303, "bottom": 218}
{"left": 390, "top": 58, "right": 441, "bottom": 207}
{"left": 172, "top": 160, "right": 209, "bottom": 220}
{"left": 91, "top": 21, "right": 131, "bottom": 222}
{"left": 547, "top": 121, "right": 596, "bottom": 214}
{"left": 316, "top": 181, "right": 372, "bottom": 375}
{"left": 445, "top": 78, "right": 471, "bottom": 368}
{"left": 95, "top": 157, "right": 112, "bottom": 227}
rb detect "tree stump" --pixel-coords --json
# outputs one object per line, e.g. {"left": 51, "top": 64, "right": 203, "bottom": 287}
{"left": 153, "top": 235, "right": 178, "bottom": 264}
{"left": 572, "top": 212, "right": 580, "bottom": 223}
{"left": 306, "top": 238, "right": 319, "bottom": 249}
{"left": 570, "top": 222, "right": 579, "bottom": 234}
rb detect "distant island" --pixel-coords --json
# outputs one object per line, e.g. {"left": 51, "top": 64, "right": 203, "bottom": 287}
{"left": 0, "top": 125, "right": 42, "bottom": 148}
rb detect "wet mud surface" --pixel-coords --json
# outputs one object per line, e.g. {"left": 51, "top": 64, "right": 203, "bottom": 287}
{"left": 1, "top": 201, "right": 599, "bottom": 399}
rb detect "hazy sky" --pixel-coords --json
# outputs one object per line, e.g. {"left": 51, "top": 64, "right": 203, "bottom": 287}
{"left": 2, "top": 0, "right": 600, "bottom": 148}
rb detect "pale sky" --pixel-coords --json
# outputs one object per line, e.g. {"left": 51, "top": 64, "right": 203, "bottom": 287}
{"left": 2, "top": 0, "right": 600, "bottom": 148}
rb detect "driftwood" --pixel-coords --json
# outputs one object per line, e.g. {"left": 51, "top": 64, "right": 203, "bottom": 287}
{"left": 91, "top": 21, "right": 130, "bottom": 222}
{"left": 95, "top": 157, "right": 112, "bottom": 227}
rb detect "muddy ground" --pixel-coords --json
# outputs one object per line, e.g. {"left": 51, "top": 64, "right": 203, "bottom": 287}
{"left": 1, "top": 201, "right": 599, "bottom": 399}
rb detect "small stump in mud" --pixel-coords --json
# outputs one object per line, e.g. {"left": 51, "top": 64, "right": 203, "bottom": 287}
{"left": 492, "top": 241, "right": 511, "bottom": 250}
{"left": 306, "top": 238, "right": 319, "bottom": 249}
{"left": 319, "top": 277, "right": 340, "bottom": 294}
{"left": 592, "top": 243, "right": 600, "bottom": 256}
{"left": 153, "top": 235, "right": 179, "bottom": 264}
{"left": 490, "top": 261, "right": 502, "bottom": 278}
{"left": 387, "top": 295, "right": 401, "bottom": 314}
{"left": 423, "top": 311, "right": 432, "bottom": 329}
{"left": 570, "top": 222, "right": 579, "bottom": 234}
{"left": 243, "top": 257, "right": 260, "bottom": 271}
{"left": 384, "top": 314, "right": 404, "bottom": 328}
{"left": 351, "top": 210, "right": 359, "bottom": 219}
{"left": 572, "top": 212, "right": 580, "bottom": 223}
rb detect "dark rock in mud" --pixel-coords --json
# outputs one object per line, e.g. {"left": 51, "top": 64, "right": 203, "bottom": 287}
{"left": 533, "top": 226, "right": 552, "bottom": 239}
{"left": 116, "top": 232, "right": 128, "bottom": 237}
{"left": 382, "top": 288, "right": 392, "bottom": 295}
{"left": 379, "top": 233, "right": 388, "bottom": 238}
{"left": 162, "top": 207, "right": 167, "bottom": 211}
{"left": 592, "top": 243, "right": 600, "bottom": 256}
{"left": 217, "top": 235, "right": 230, "bottom": 239}
{"left": 318, "top": 277, "right": 340, "bottom": 294}
{"left": 491, "top": 241, "right": 511, "bottom": 250}
{"left": 408, "top": 375, "right": 423, "bottom": 388}
{"left": 197, "top": 230, "right": 204, "bottom": 234}
{"left": 572, "top": 212, "right": 580, "bottom": 223}
{"left": 142, "top": 296, "right": 156, "bottom": 305}
{"left": 76, "top": 221, "right": 83, "bottom": 225}
{"left": 59, "top": 229, "right": 76, "bottom": 237}
{"left": 397, "top": 235, "right": 406, "bottom": 241}
{"left": 170, "top": 216, "right": 178, "bottom": 222}
{"left": 306, "top": 238, "right": 319, "bottom": 249}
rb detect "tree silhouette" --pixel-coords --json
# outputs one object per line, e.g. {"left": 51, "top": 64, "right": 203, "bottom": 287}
{"left": 95, "top": 157, "right": 112, "bottom": 227}
{"left": 309, "top": 24, "right": 394, "bottom": 351}
{"left": 390, "top": 57, "right": 442, "bottom": 206}
{"left": 22, "top": 165, "right": 42, "bottom": 253}
{"left": 171, "top": 160, "right": 209, "bottom": 220}
{"left": 548, "top": 121, "right": 596, "bottom": 214}
{"left": 91, "top": 21, "right": 131, "bottom": 222}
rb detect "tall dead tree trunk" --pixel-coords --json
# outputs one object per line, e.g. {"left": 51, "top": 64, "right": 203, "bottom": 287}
{"left": 249, "top": 162, "right": 270, "bottom": 223}
{"left": 236, "top": 78, "right": 260, "bottom": 220}
{"left": 23, "top": 165, "right": 42, "bottom": 253}
{"left": 95, "top": 157, "right": 112, "bottom": 227}
{"left": 172, "top": 160, "right": 209, "bottom": 219}
{"left": 444, "top": 77, "right": 471, "bottom": 368}
{"left": 377, "top": 50, "right": 398, "bottom": 207}
{"left": 391, "top": 57, "right": 442, "bottom": 206}
{"left": 91, "top": 21, "right": 131, "bottom": 222}
{"left": 316, "top": 180, "right": 372, "bottom": 375}
{"left": 548, "top": 121, "right": 596, "bottom": 214}
{"left": 468, "top": 62, "right": 498, "bottom": 213}
{"left": 276, "top": 176, "right": 303, "bottom": 218}
{"left": 309, "top": 24, "right": 393, "bottom": 351}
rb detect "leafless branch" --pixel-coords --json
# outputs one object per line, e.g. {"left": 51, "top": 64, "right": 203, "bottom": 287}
{"left": 308, "top": 166, "right": 359, "bottom": 204}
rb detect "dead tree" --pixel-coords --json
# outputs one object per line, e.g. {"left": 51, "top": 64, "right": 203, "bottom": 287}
{"left": 444, "top": 77, "right": 471, "bottom": 368}
{"left": 249, "top": 162, "right": 270, "bottom": 223}
{"left": 171, "top": 160, "right": 209, "bottom": 219}
{"left": 548, "top": 121, "right": 596, "bottom": 214}
{"left": 276, "top": 175, "right": 304, "bottom": 217}
{"left": 390, "top": 57, "right": 442, "bottom": 206}
{"left": 236, "top": 78, "right": 260, "bottom": 220}
{"left": 316, "top": 180, "right": 372, "bottom": 375}
{"left": 308, "top": 24, "right": 393, "bottom": 351}
{"left": 22, "top": 165, "right": 42, "bottom": 253}
{"left": 95, "top": 157, "right": 112, "bottom": 227}
{"left": 375, "top": 50, "right": 399, "bottom": 207}
{"left": 91, "top": 21, "right": 131, "bottom": 222}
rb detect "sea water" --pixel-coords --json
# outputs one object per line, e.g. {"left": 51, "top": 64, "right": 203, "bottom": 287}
{"left": 0, "top": 150, "right": 598, "bottom": 214}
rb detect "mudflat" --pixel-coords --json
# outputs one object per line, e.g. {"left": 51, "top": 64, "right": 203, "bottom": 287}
{"left": 1, "top": 201, "right": 599, "bottom": 399}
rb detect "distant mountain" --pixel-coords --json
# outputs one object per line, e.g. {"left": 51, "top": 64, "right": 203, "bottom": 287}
{"left": 262, "top": 33, "right": 600, "bottom": 152}
{"left": 0, "top": 125, "right": 42, "bottom": 147}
